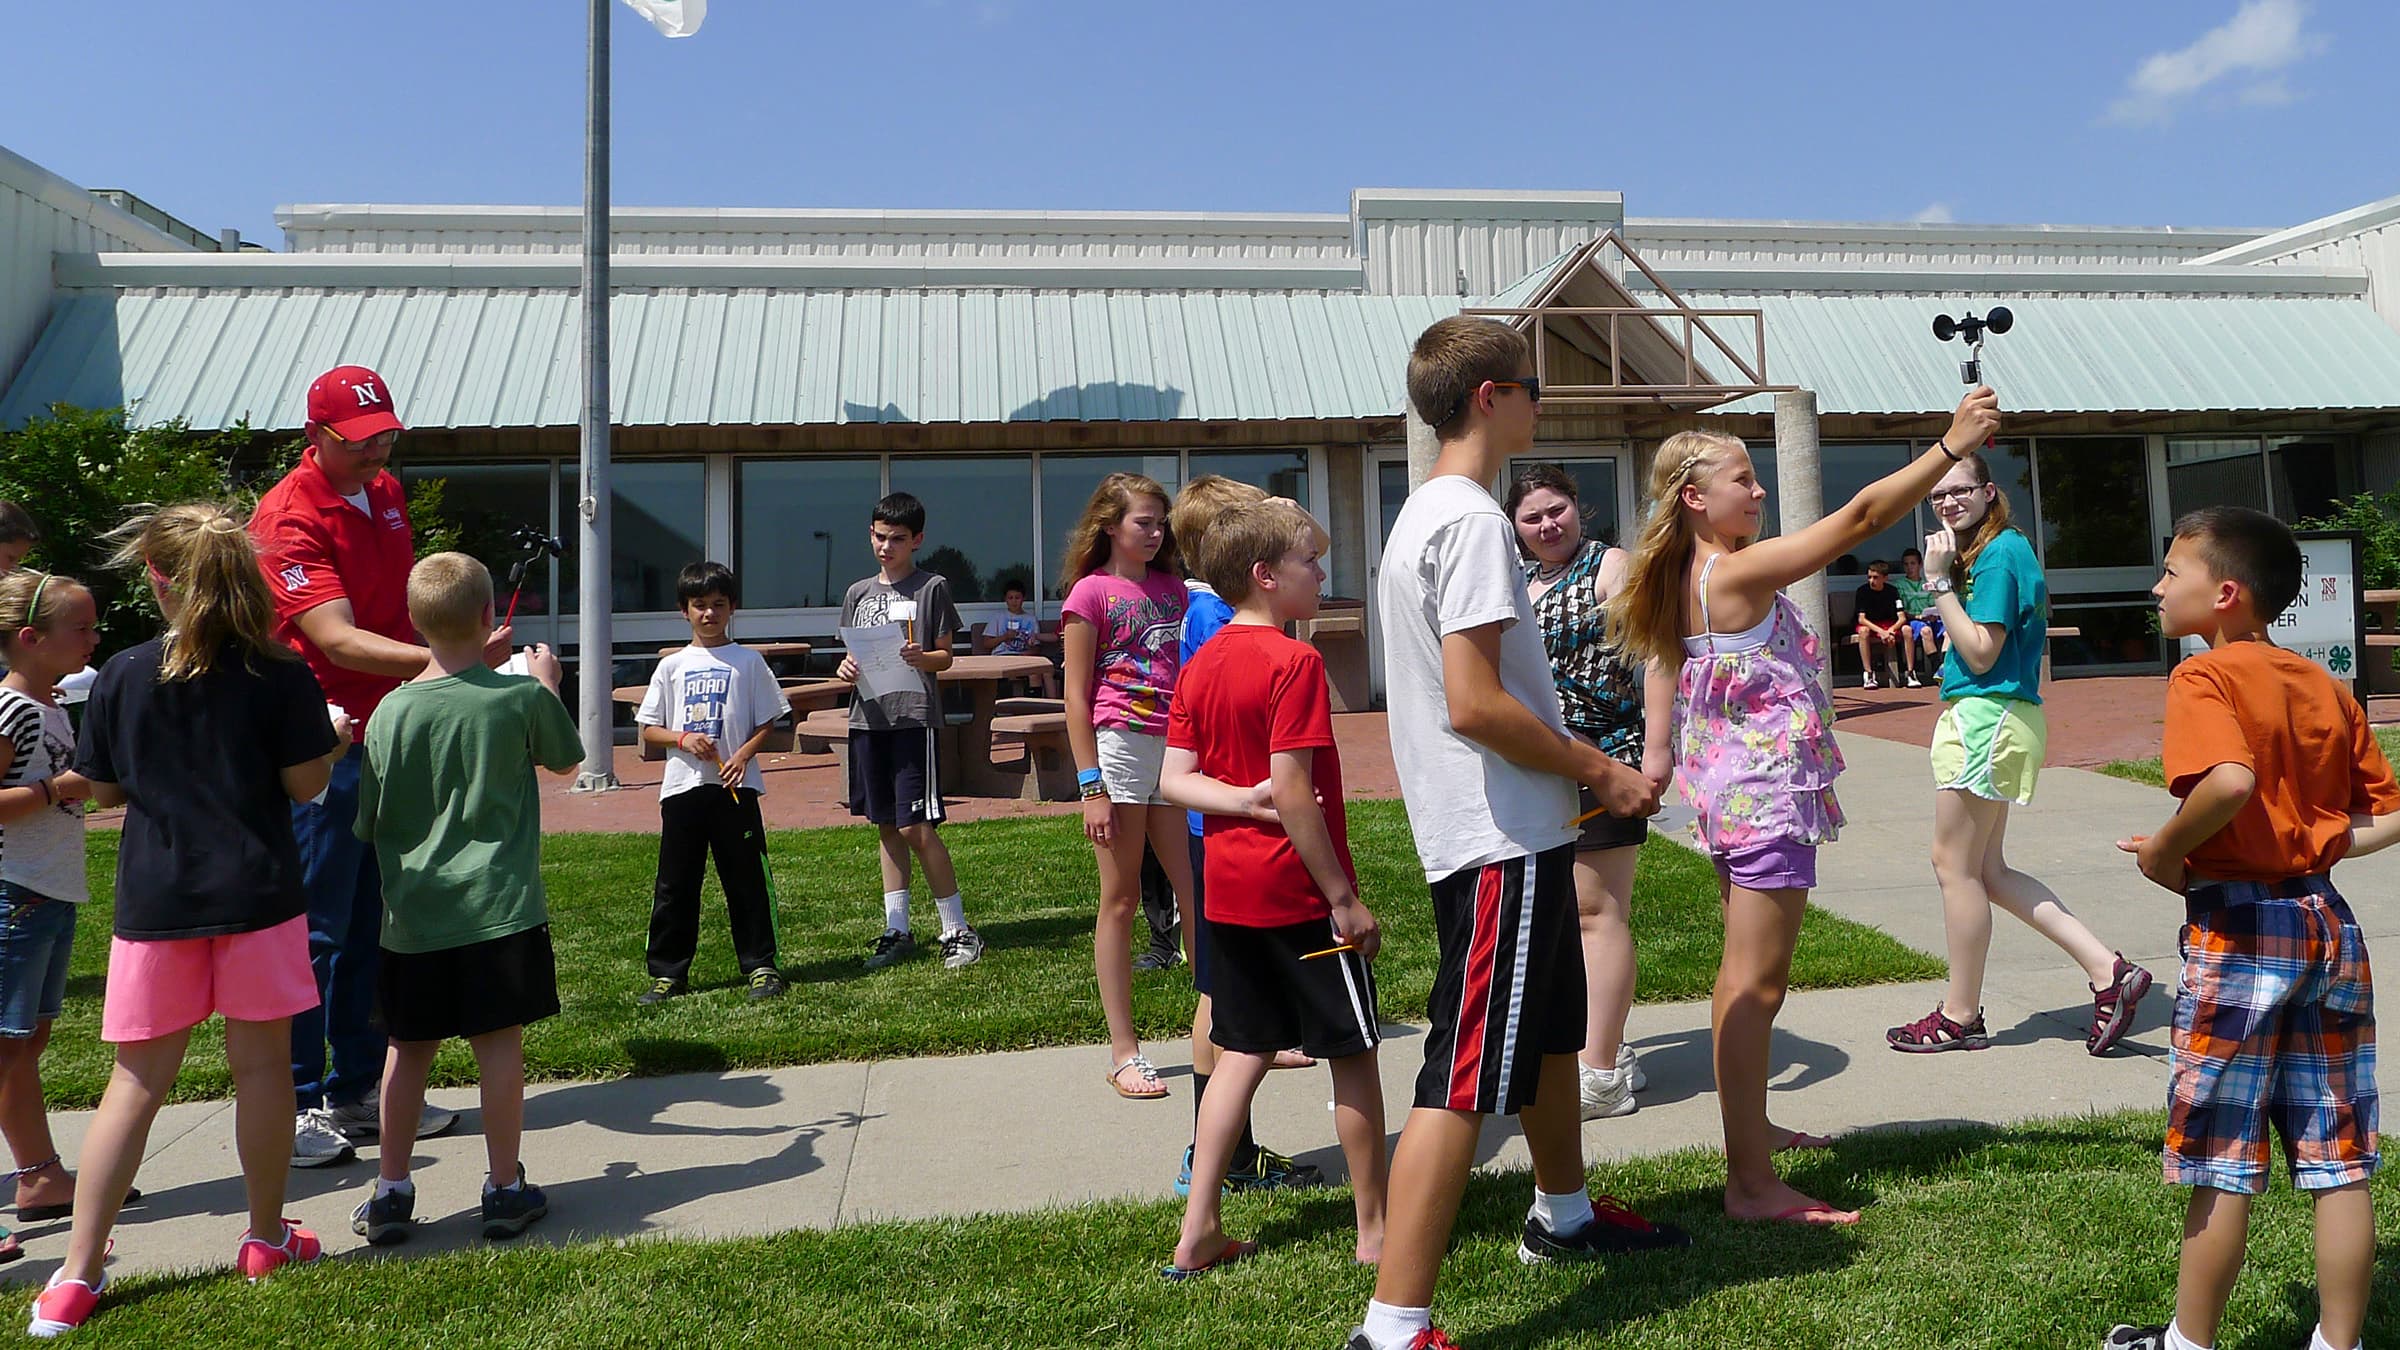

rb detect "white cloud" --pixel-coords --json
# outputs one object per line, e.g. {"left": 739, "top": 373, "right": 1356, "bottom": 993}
{"left": 1910, "top": 202, "right": 1956, "bottom": 225}
{"left": 2105, "top": 0, "right": 2322, "bottom": 127}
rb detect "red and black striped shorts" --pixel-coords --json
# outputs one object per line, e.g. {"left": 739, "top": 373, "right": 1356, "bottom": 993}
{"left": 1414, "top": 844, "right": 1585, "bottom": 1115}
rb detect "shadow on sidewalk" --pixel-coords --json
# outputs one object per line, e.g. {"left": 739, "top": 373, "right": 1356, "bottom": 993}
{"left": 1987, "top": 995, "right": 2174, "bottom": 1059}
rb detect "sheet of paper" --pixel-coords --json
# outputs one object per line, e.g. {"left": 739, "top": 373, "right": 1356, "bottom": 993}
{"left": 886, "top": 598, "right": 918, "bottom": 644}
{"left": 839, "top": 622, "right": 914, "bottom": 703}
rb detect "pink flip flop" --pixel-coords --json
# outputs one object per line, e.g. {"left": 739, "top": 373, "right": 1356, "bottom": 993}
{"left": 1774, "top": 1130, "right": 1837, "bottom": 1152}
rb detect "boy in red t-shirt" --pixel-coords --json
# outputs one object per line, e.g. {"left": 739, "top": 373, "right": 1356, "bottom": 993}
{"left": 2110, "top": 508, "right": 2400, "bottom": 1350}
{"left": 1160, "top": 497, "right": 1387, "bottom": 1278}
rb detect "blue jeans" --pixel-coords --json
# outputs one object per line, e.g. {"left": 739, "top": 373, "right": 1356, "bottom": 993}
{"left": 289, "top": 746, "right": 385, "bottom": 1109}
{"left": 0, "top": 881, "right": 76, "bottom": 1036}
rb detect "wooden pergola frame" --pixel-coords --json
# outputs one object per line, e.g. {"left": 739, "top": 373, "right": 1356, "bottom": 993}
{"left": 1463, "top": 230, "right": 1797, "bottom": 408}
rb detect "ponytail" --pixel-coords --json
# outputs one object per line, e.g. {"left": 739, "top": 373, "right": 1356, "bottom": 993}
{"left": 108, "top": 503, "right": 295, "bottom": 680}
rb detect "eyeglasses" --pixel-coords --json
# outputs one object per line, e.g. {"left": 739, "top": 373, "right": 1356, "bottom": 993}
{"left": 1490, "top": 378, "right": 1542, "bottom": 404}
{"left": 1927, "top": 485, "right": 1987, "bottom": 504}
{"left": 318, "top": 425, "right": 401, "bottom": 451}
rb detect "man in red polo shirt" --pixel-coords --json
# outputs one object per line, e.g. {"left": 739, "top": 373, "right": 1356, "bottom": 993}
{"left": 252, "top": 366, "right": 510, "bottom": 1166}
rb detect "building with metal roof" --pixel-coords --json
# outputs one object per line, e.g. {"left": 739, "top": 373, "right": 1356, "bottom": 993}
{"left": 5, "top": 145, "right": 2398, "bottom": 697}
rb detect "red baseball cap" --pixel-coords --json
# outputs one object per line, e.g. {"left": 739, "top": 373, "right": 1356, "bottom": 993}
{"left": 306, "top": 365, "right": 405, "bottom": 441}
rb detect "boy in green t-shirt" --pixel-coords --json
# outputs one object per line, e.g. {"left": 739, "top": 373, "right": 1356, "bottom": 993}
{"left": 352, "top": 553, "right": 583, "bottom": 1246}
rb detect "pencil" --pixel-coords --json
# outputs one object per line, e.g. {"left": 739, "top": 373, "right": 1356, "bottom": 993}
{"left": 1299, "top": 943, "right": 1356, "bottom": 961}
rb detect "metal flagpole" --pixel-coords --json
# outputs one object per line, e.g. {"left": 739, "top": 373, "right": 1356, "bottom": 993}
{"left": 574, "top": 0, "right": 619, "bottom": 791}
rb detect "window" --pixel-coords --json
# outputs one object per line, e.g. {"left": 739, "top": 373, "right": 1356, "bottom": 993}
{"left": 2268, "top": 435, "right": 2358, "bottom": 523}
{"left": 887, "top": 455, "right": 1035, "bottom": 603}
{"left": 2035, "top": 437, "right": 2150, "bottom": 569}
{"left": 1820, "top": 443, "right": 1917, "bottom": 575}
{"left": 2049, "top": 601, "right": 2162, "bottom": 670}
{"left": 557, "top": 460, "right": 705, "bottom": 614}
{"left": 1507, "top": 457, "right": 1621, "bottom": 546}
{"left": 396, "top": 462, "right": 558, "bottom": 621}
{"left": 1038, "top": 453, "right": 1181, "bottom": 598}
{"left": 2166, "top": 436, "right": 2268, "bottom": 521}
{"left": 737, "top": 458, "right": 884, "bottom": 608}
{"left": 1187, "top": 450, "right": 1308, "bottom": 509}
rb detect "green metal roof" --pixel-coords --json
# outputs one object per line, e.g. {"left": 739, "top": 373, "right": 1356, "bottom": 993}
{"left": 0, "top": 284, "right": 1461, "bottom": 430}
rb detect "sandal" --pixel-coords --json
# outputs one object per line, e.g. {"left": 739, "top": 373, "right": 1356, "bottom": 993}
{"left": 2087, "top": 955, "right": 2154, "bottom": 1056}
{"left": 1268, "top": 1048, "right": 1316, "bottom": 1071}
{"left": 1107, "top": 1055, "right": 1168, "bottom": 1100}
{"left": 1886, "top": 1005, "right": 1988, "bottom": 1053}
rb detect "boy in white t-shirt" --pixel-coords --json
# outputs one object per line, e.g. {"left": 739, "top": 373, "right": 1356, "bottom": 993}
{"left": 1347, "top": 318, "right": 1683, "bottom": 1350}
{"left": 634, "top": 562, "right": 789, "bottom": 1004}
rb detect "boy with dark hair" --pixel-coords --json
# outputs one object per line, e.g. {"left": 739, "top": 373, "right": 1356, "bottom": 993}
{"left": 838, "top": 492, "right": 982, "bottom": 970}
{"left": 1354, "top": 317, "right": 1681, "bottom": 1350}
{"left": 1852, "top": 559, "right": 1916, "bottom": 688}
{"left": 2109, "top": 506, "right": 2400, "bottom": 1350}
{"left": 634, "top": 561, "right": 789, "bottom": 1004}
{"left": 0, "top": 502, "right": 37, "bottom": 573}
{"left": 351, "top": 553, "right": 582, "bottom": 1243}
{"left": 1160, "top": 496, "right": 1385, "bottom": 1276}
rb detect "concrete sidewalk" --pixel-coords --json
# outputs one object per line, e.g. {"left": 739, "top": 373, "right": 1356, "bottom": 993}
{"left": 7, "top": 734, "right": 2393, "bottom": 1291}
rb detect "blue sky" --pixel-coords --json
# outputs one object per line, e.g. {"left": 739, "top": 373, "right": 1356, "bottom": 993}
{"left": 8, "top": 0, "right": 2395, "bottom": 248}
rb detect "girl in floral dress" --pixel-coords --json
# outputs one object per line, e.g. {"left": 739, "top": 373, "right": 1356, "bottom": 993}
{"left": 1607, "top": 387, "right": 2000, "bottom": 1226}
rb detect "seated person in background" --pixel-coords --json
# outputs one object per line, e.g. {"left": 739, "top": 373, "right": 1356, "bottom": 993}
{"left": 1895, "top": 548, "right": 1946, "bottom": 663}
{"left": 1852, "top": 560, "right": 1918, "bottom": 689}
{"left": 973, "top": 580, "right": 1060, "bottom": 698}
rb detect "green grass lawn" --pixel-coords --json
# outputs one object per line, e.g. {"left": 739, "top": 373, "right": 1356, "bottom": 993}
{"left": 2101, "top": 724, "right": 2400, "bottom": 789}
{"left": 46, "top": 803, "right": 1942, "bottom": 1108}
{"left": 52, "top": 1111, "right": 2393, "bottom": 1349}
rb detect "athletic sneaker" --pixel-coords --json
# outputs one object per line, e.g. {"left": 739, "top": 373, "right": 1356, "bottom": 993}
{"left": 235, "top": 1220, "right": 322, "bottom": 1281}
{"left": 2088, "top": 955, "right": 2155, "bottom": 1056}
{"left": 636, "top": 976, "right": 688, "bottom": 1006}
{"left": 1517, "top": 1197, "right": 1692, "bottom": 1263}
{"left": 327, "top": 1088, "right": 460, "bottom": 1142}
{"left": 1175, "top": 1144, "right": 1326, "bottom": 1196}
{"left": 291, "top": 1107, "right": 356, "bottom": 1168}
{"left": 481, "top": 1164, "right": 550, "bottom": 1240}
{"left": 939, "top": 927, "right": 986, "bottom": 969}
{"left": 1619, "top": 1042, "right": 1647, "bottom": 1093}
{"left": 1341, "top": 1327, "right": 1462, "bottom": 1350}
{"left": 1903, "top": 670, "right": 1923, "bottom": 688}
{"left": 1578, "top": 1060, "right": 1636, "bottom": 1120}
{"left": 865, "top": 928, "right": 915, "bottom": 970}
{"left": 2101, "top": 1327, "right": 2169, "bottom": 1349}
{"left": 26, "top": 1273, "right": 104, "bottom": 1339}
{"left": 1862, "top": 673, "right": 1879, "bottom": 690}
{"left": 352, "top": 1185, "right": 415, "bottom": 1246}
{"left": 1132, "top": 939, "right": 1184, "bottom": 972}
{"left": 747, "top": 968, "right": 788, "bottom": 1001}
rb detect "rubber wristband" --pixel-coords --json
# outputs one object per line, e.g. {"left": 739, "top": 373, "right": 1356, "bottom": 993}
{"left": 1076, "top": 767, "right": 1103, "bottom": 788}
{"left": 1936, "top": 438, "right": 1963, "bottom": 463}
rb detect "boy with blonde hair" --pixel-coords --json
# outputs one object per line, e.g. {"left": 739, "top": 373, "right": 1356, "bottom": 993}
{"left": 2110, "top": 507, "right": 2400, "bottom": 1350}
{"left": 351, "top": 552, "right": 582, "bottom": 1245}
{"left": 1162, "top": 497, "right": 1386, "bottom": 1275}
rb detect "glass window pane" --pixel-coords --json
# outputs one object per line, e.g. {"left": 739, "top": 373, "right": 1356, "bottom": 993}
{"left": 2267, "top": 435, "right": 2358, "bottom": 524}
{"left": 1820, "top": 443, "right": 1915, "bottom": 576}
{"left": 2050, "top": 602, "right": 2162, "bottom": 669}
{"left": 1187, "top": 450, "right": 1308, "bottom": 509}
{"left": 1745, "top": 441, "right": 1782, "bottom": 538}
{"left": 2166, "top": 436, "right": 2260, "bottom": 465}
{"left": 2167, "top": 449, "right": 2267, "bottom": 522}
{"left": 737, "top": 458, "right": 884, "bottom": 609}
{"left": 1507, "top": 457, "right": 1621, "bottom": 546}
{"left": 1377, "top": 460, "right": 1408, "bottom": 540}
{"left": 888, "top": 455, "right": 1034, "bottom": 604}
{"left": 1039, "top": 453, "right": 1181, "bottom": 599}
{"left": 395, "top": 462, "right": 556, "bottom": 616}
{"left": 558, "top": 460, "right": 705, "bottom": 614}
{"left": 2035, "top": 437, "right": 2150, "bottom": 569}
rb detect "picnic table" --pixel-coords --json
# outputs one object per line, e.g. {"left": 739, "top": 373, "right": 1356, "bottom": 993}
{"left": 785, "top": 654, "right": 1066, "bottom": 799}
{"left": 2366, "top": 589, "right": 2399, "bottom": 695}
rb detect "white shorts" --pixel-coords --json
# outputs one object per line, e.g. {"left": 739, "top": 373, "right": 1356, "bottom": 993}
{"left": 1095, "top": 727, "right": 1170, "bottom": 806}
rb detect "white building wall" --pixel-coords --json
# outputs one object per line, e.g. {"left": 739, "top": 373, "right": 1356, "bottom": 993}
{"left": 2237, "top": 219, "right": 2400, "bottom": 332}
{"left": 1622, "top": 221, "right": 2263, "bottom": 271}
{"left": 0, "top": 146, "right": 193, "bottom": 397}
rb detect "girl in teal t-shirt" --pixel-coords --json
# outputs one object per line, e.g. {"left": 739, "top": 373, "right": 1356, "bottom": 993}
{"left": 1887, "top": 451, "right": 2153, "bottom": 1060}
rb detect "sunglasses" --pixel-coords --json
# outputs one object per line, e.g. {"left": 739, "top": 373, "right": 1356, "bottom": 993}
{"left": 1490, "top": 378, "right": 1542, "bottom": 404}
{"left": 317, "top": 425, "right": 400, "bottom": 451}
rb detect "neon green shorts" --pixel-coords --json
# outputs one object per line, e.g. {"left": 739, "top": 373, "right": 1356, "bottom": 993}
{"left": 1930, "top": 696, "right": 2046, "bottom": 805}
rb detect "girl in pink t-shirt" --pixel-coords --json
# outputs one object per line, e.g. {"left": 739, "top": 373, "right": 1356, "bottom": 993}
{"left": 1059, "top": 473, "right": 1190, "bottom": 1100}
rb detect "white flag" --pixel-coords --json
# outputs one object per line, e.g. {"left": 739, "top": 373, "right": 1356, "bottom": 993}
{"left": 620, "top": 0, "right": 705, "bottom": 37}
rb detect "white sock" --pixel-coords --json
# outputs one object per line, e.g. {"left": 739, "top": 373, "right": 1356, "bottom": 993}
{"left": 1361, "top": 1301, "right": 1432, "bottom": 1350}
{"left": 2166, "top": 1322, "right": 2210, "bottom": 1350}
{"left": 2310, "top": 1326, "right": 2355, "bottom": 1350}
{"left": 374, "top": 1176, "right": 413, "bottom": 1199}
{"left": 1530, "top": 1187, "right": 1595, "bottom": 1235}
{"left": 883, "top": 889, "right": 911, "bottom": 933}
{"left": 934, "top": 892, "right": 968, "bottom": 936}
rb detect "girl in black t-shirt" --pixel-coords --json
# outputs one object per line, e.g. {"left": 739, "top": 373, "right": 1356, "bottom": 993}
{"left": 37, "top": 505, "right": 347, "bottom": 1336}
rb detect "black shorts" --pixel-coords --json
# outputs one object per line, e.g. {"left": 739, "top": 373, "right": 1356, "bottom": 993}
{"left": 1207, "top": 917, "right": 1381, "bottom": 1061}
{"left": 847, "top": 725, "right": 946, "bottom": 826}
{"left": 1573, "top": 781, "right": 1649, "bottom": 851}
{"left": 376, "top": 925, "right": 559, "bottom": 1044}
{"left": 1415, "top": 845, "right": 1583, "bottom": 1114}
{"left": 1188, "top": 832, "right": 1213, "bottom": 997}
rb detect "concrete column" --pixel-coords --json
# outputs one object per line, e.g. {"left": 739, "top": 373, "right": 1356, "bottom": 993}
{"left": 1773, "top": 389, "right": 1829, "bottom": 696}
{"left": 1405, "top": 404, "right": 1441, "bottom": 492}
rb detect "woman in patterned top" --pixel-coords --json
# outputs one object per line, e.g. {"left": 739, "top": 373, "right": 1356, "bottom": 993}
{"left": 1507, "top": 465, "right": 1671, "bottom": 1125}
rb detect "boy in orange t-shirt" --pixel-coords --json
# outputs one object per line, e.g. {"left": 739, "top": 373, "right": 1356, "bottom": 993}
{"left": 2109, "top": 508, "right": 2400, "bottom": 1350}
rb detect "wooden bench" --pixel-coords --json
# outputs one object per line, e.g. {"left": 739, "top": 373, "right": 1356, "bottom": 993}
{"left": 2040, "top": 624, "right": 2079, "bottom": 685}
{"left": 987, "top": 709, "right": 1075, "bottom": 802}
{"left": 796, "top": 709, "right": 852, "bottom": 766}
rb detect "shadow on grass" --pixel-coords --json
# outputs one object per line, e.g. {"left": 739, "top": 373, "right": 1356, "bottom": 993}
{"left": 2237, "top": 1235, "right": 2400, "bottom": 1350}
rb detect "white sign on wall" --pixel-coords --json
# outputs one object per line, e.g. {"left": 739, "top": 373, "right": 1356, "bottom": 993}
{"left": 2180, "top": 532, "right": 2364, "bottom": 685}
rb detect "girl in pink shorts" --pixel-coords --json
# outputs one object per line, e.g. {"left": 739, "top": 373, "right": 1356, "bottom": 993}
{"left": 1607, "top": 388, "right": 2002, "bottom": 1230}
{"left": 31, "top": 505, "right": 351, "bottom": 1339}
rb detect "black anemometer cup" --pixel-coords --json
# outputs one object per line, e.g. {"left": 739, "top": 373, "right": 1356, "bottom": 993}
{"left": 1932, "top": 305, "right": 2012, "bottom": 385}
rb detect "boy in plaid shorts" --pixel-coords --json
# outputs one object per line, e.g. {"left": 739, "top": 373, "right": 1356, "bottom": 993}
{"left": 2110, "top": 507, "right": 2400, "bottom": 1350}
